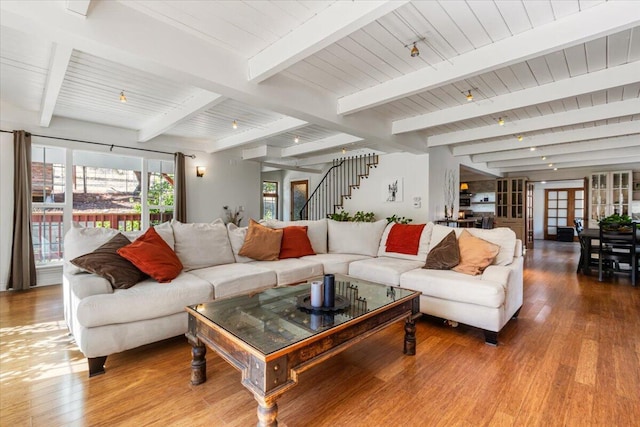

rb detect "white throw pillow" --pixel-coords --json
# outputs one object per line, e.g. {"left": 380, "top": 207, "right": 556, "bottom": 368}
{"left": 226, "top": 223, "right": 253, "bottom": 263}
{"left": 327, "top": 219, "right": 387, "bottom": 256}
{"left": 172, "top": 219, "right": 235, "bottom": 270}
{"left": 260, "top": 218, "right": 328, "bottom": 254}
{"left": 377, "top": 222, "right": 434, "bottom": 262}
{"left": 153, "top": 221, "right": 175, "bottom": 250}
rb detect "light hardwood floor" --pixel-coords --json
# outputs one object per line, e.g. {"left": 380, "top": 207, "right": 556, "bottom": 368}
{"left": 1, "top": 240, "right": 639, "bottom": 426}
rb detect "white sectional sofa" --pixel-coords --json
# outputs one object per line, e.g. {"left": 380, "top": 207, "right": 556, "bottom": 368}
{"left": 63, "top": 218, "right": 523, "bottom": 376}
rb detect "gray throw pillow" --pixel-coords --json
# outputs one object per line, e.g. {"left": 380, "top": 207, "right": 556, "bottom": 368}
{"left": 424, "top": 230, "right": 460, "bottom": 270}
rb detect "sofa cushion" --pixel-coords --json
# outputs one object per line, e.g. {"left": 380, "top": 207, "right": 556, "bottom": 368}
{"left": 189, "top": 263, "right": 277, "bottom": 300}
{"left": 261, "top": 219, "right": 328, "bottom": 254}
{"left": 248, "top": 258, "right": 324, "bottom": 286}
{"left": 118, "top": 227, "right": 183, "bottom": 283}
{"left": 279, "top": 226, "right": 315, "bottom": 259}
{"left": 64, "top": 223, "right": 120, "bottom": 274}
{"left": 349, "top": 257, "right": 425, "bottom": 286}
{"left": 428, "top": 224, "right": 516, "bottom": 266}
{"left": 227, "top": 223, "right": 253, "bottom": 263}
{"left": 70, "top": 233, "right": 147, "bottom": 289}
{"left": 400, "top": 269, "right": 506, "bottom": 309}
{"left": 453, "top": 230, "right": 500, "bottom": 276}
{"left": 75, "top": 271, "right": 214, "bottom": 328}
{"left": 424, "top": 230, "right": 459, "bottom": 270}
{"left": 301, "top": 253, "right": 371, "bottom": 275}
{"left": 378, "top": 222, "right": 433, "bottom": 262}
{"left": 172, "top": 219, "right": 235, "bottom": 270}
{"left": 154, "top": 221, "right": 175, "bottom": 250}
{"left": 328, "top": 219, "right": 387, "bottom": 256}
{"left": 239, "top": 219, "right": 283, "bottom": 261}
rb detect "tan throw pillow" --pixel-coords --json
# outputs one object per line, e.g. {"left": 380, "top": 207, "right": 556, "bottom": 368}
{"left": 238, "top": 219, "right": 283, "bottom": 261}
{"left": 453, "top": 229, "right": 500, "bottom": 276}
{"left": 424, "top": 230, "right": 459, "bottom": 270}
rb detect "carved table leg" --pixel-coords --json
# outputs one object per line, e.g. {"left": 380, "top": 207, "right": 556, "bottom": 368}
{"left": 256, "top": 399, "right": 278, "bottom": 427}
{"left": 404, "top": 317, "right": 416, "bottom": 355}
{"left": 190, "top": 343, "right": 207, "bottom": 385}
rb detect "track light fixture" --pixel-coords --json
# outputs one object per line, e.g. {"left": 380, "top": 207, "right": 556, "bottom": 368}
{"left": 120, "top": 90, "right": 127, "bottom": 103}
{"left": 466, "top": 90, "right": 473, "bottom": 102}
{"left": 294, "top": 136, "right": 299, "bottom": 143}
{"left": 517, "top": 135, "right": 523, "bottom": 142}
{"left": 541, "top": 156, "right": 547, "bottom": 160}
{"left": 232, "top": 120, "right": 238, "bottom": 129}
{"left": 529, "top": 147, "right": 536, "bottom": 151}
{"left": 497, "top": 117, "right": 505, "bottom": 126}
{"left": 342, "top": 147, "right": 347, "bottom": 155}
{"left": 410, "top": 42, "right": 419, "bottom": 57}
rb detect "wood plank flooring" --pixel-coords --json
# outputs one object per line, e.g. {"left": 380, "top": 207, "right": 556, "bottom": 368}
{"left": 1, "top": 240, "right": 638, "bottom": 426}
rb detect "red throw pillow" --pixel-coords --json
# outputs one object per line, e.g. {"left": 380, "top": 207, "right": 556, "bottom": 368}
{"left": 385, "top": 223, "right": 426, "bottom": 255}
{"left": 279, "top": 225, "right": 316, "bottom": 259}
{"left": 117, "top": 227, "right": 183, "bottom": 283}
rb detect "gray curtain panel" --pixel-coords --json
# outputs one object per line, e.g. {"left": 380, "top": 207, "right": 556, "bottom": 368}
{"left": 174, "top": 152, "right": 187, "bottom": 222}
{"left": 9, "top": 130, "right": 37, "bottom": 290}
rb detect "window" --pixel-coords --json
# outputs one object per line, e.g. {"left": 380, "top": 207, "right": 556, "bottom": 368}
{"left": 31, "top": 145, "right": 174, "bottom": 265}
{"left": 31, "top": 146, "right": 66, "bottom": 264}
{"left": 148, "top": 159, "right": 175, "bottom": 225}
{"left": 262, "top": 181, "right": 278, "bottom": 220}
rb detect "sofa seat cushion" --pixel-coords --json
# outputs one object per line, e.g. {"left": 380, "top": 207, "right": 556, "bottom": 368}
{"left": 67, "top": 272, "right": 114, "bottom": 300}
{"left": 248, "top": 258, "right": 324, "bottom": 286}
{"left": 400, "top": 269, "right": 506, "bottom": 309}
{"left": 189, "top": 263, "right": 277, "bottom": 299}
{"left": 75, "top": 272, "right": 213, "bottom": 328}
{"left": 301, "top": 253, "right": 371, "bottom": 275}
{"left": 349, "top": 257, "right": 424, "bottom": 286}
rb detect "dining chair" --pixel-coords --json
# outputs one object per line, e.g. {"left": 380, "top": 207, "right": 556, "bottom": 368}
{"left": 598, "top": 221, "right": 639, "bottom": 286}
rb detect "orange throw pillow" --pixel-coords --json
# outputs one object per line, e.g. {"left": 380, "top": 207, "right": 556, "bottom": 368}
{"left": 385, "top": 223, "right": 426, "bottom": 255}
{"left": 238, "top": 219, "right": 283, "bottom": 261}
{"left": 279, "top": 225, "right": 315, "bottom": 259}
{"left": 453, "top": 229, "right": 500, "bottom": 276}
{"left": 117, "top": 227, "right": 183, "bottom": 283}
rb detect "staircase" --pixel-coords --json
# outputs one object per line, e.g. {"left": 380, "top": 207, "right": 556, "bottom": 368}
{"left": 299, "top": 154, "right": 379, "bottom": 220}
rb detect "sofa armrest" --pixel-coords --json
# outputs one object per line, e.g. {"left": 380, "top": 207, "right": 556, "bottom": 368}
{"left": 481, "top": 265, "right": 511, "bottom": 285}
{"left": 65, "top": 272, "right": 113, "bottom": 300}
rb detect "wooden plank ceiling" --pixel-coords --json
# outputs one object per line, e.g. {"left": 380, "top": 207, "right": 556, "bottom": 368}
{"left": 0, "top": 0, "right": 638, "bottom": 175}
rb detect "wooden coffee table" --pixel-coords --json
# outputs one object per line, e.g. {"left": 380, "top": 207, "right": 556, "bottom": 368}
{"left": 185, "top": 274, "right": 421, "bottom": 427}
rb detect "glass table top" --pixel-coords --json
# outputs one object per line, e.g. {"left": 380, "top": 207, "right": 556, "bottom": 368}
{"left": 189, "top": 275, "right": 418, "bottom": 355}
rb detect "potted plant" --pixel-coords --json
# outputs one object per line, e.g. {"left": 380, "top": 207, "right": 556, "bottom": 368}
{"left": 598, "top": 213, "right": 633, "bottom": 231}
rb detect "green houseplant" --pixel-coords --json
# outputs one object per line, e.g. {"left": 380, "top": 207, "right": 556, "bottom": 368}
{"left": 598, "top": 213, "right": 634, "bottom": 231}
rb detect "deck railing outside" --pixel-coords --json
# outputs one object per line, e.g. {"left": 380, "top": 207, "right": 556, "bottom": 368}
{"left": 32, "top": 211, "right": 173, "bottom": 264}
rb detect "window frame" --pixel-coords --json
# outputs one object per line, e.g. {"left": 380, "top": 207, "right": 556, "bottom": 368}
{"left": 262, "top": 181, "right": 279, "bottom": 220}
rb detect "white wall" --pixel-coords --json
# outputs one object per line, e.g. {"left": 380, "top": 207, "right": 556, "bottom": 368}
{"left": 341, "top": 153, "right": 430, "bottom": 223}
{"left": 532, "top": 179, "right": 584, "bottom": 239}
{"left": 0, "top": 132, "right": 14, "bottom": 290}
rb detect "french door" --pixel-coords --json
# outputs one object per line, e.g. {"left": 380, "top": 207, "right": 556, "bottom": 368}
{"left": 544, "top": 188, "right": 585, "bottom": 240}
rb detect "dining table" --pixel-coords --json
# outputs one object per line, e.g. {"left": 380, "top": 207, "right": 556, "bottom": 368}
{"left": 577, "top": 227, "right": 640, "bottom": 275}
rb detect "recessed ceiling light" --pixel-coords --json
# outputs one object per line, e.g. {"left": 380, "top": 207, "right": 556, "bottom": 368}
{"left": 294, "top": 136, "right": 299, "bottom": 143}
{"left": 554, "top": 168, "right": 558, "bottom": 171}
{"left": 529, "top": 147, "right": 536, "bottom": 151}
{"left": 541, "top": 181, "right": 547, "bottom": 184}
{"left": 548, "top": 163, "right": 553, "bottom": 167}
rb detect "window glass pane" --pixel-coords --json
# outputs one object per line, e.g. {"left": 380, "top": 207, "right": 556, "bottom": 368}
{"left": 148, "top": 159, "right": 175, "bottom": 226}
{"left": 548, "top": 217, "right": 557, "bottom": 226}
{"left": 558, "top": 209, "right": 567, "bottom": 217}
{"left": 72, "top": 151, "right": 142, "bottom": 231}
{"left": 575, "top": 200, "right": 583, "bottom": 209}
{"left": 548, "top": 209, "right": 557, "bottom": 217}
{"left": 558, "top": 218, "right": 567, "bottom": 226}
{"left": 575, "top": 190, "right": 584, "bottom": 199}
{"left": 549, "top": 191, "right": 557, "bottom": 198}
{"left": 548, "top": 226, "right": 557, "bottom": 235}
{"left": 32, "top": 207, "right": 64, "bottom": 264}
{"left": 32, "top": 146, "right": 65, "bottom": 203}
{"left": 558, "top": 200, "right": 568, "bottom": 209}
{"left": 559, "top": 191, "right": 568, "bottom": 199}
{"left": 548, "top": 200, "right": 557, "bottom": 208}
{"left": 263, "top": 181, "right": 278, "bottom": 219}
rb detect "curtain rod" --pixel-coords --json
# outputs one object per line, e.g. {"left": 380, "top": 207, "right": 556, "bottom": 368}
{"left": 0, "top": 129, "right": 196, "bottom": 158}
